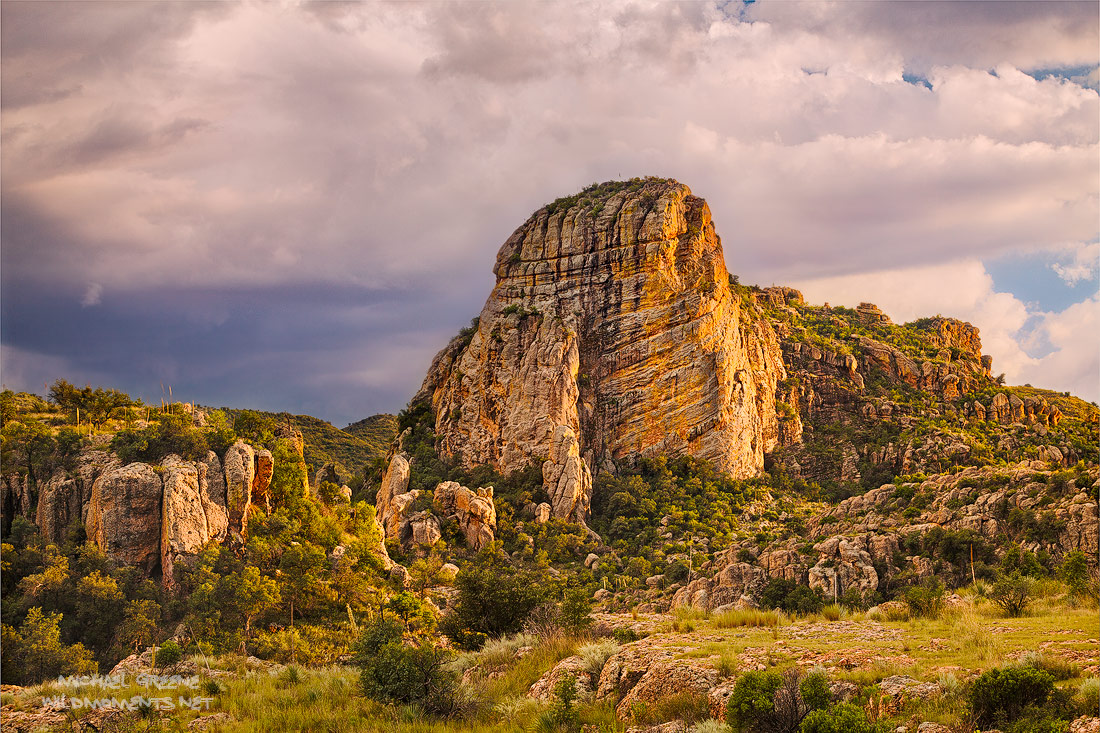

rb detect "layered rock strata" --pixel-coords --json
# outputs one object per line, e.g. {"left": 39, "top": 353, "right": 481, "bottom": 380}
{"left": 415, "top": 180, "right": 785, "bottom": 520}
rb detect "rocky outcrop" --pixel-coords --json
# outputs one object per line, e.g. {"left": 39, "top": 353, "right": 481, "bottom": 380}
{"left": 252, "top": 449, "right": 273, "bottom": 510}
{"left": 542, "top": 426, "right": 593, "bottom": 523}
{"left": 223, "top": 441, "right": 255, "bottom": 533}
{"left": 85, "top": 463, "right": 164, "bottom": 575}
{"left": 160, "top": 455, "right": 229, "bottom": 588}
{"left": 1, "top": 473, "right": 32, "bottom": 535}
{"left": 415, "top": 179, "right": 784, "bottom": 479}
{"left": 672, "top": 562, "right": 764, "bottom": 610}
{"left": 376, "top": 453, "right": 411, "bottom": 539}
{"left": 808, "top": 536, "right": 878, "bottom": 600}
{"left": 433, "top": 481, "right": 497, "bottom": 551}
{"left": 35, "top": 448, "right": 116, "bottom": 543}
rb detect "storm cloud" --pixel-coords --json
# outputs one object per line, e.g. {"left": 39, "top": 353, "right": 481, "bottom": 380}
{"left": 2, "top": 0, "right": 1097, "bottom": 425}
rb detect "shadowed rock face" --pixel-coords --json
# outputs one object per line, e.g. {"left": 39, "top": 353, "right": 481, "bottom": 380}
{"left": 415, "top": 179, "right": 784, "bottom": 485}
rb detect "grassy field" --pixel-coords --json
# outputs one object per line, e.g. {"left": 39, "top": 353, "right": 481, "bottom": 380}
{"left": 3, "top": 587, "right": 1096, "bottom": 732}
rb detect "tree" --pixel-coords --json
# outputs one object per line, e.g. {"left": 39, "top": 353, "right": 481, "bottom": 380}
{"left": 1059, "top": 551, "right": 1096, "bottom": 602}
{"left": 438, "top": 546, "right": 549, "bottom": 649}
{"left": 969, "top": 665, "right": 1054, "bottom": 727}
{"left": 112, "top": 599, "right": 161, "bottom": 657}
{"left": 726, "top": 669, "right": 826, "bottom": 733}
{"left": 74, "top": 570, "right": 125, "bottom": 654}
{"left": 277, "top": 542, "right": 330, "bottom": 630}
{"left": 227, "top": 565, "right": 279, "bottom": 641}
{"left": 355, "top": 617, "right": 458, "bottom": 716}
{"left": 3, "top": 607, "right": 96, "bottom": 684}
{"left": 991, "top": 572, "right": 1033, "bottom": 617}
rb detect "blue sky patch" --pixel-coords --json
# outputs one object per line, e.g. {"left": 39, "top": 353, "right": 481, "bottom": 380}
{"left": 984, "top": 249, "right": 1098, "bottom": 314}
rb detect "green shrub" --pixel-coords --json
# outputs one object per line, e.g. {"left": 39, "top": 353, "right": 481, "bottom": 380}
{"left": 991, "top": 572, "right": 1033, "bottom": 617}
{"left": 438, "top": 547, "right": 550, "bottom": 649}
{"left": 903, "top": 577, "right": 945, "bottom": 618}
{"left": 757, "top": 578, "right": 824, "bottom": 615}
{"left": 969, "top": 665, "right": 1055, "bottom": 728}
{"left": 1059, "top": 551, "right": 1096, "bottom": 602}
{"left": 799, "top": 702, "right": 883, "bottom": 733}
{"left": 156, "top": 640, "right": 182, "bottom": 668}
{"left": 727, "top": 668, "right": 824, "bottom": 733}
{"left": 354, "top": 617, "right": 458, "bottom": 716}
{"left": 1076, "top": 678, "right": 1099, "bottom": 717}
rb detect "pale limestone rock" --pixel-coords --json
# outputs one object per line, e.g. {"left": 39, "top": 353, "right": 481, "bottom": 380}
{"left": 223, "top": 441, "right": 255, "bottom": 533}
{"left": 542, "top": 425, "right": 593, "bottom": 523}
{"left": 160, "top": 455, "right": 228, "bottom": 588}
{"left": 433, "top": 481, "right": 497, "bottom": 551}
{"left": 415, "top": 180, "right": 784, "bottom": 480}
{"left": 86, "top": 463, "right": 163, "bottom": 574}
{"left": 376, "top": 453, "right": 411, "bottom": 539}
{"left": 535, "top": 502, "right": 551, "bottom": 524}
{"left": 404, "top": 511, "right": 441, "bottom": 548}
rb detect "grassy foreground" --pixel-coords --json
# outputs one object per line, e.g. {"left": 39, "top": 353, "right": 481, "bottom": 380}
{"left": 2, "top": 584, "right": 1096, "bottom": 732}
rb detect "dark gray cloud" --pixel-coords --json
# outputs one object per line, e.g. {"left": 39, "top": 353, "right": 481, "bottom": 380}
{"left": 2, "top": 1, "right": 1097, "bottom": 418}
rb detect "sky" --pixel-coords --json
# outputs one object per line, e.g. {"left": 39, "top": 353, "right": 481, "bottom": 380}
{"left": 2, "top": 0, "right": 1098, "bottom": 427}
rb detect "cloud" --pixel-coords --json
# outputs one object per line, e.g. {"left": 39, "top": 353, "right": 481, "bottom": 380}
{"left": 81, "top": 283, "right": 103, "bottom": 307}
{"left": 1, "top": 1, "right": 1096, "bottom": 421}
{"left": 1051, "top": 241, "right": 1100, "bottom": 285}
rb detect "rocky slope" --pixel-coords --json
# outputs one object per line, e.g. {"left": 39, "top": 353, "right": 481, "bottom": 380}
{"left": 415, "top": 178, "right": 785, "bottom": 521}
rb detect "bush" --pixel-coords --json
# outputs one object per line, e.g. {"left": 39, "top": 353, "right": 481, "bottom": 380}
{"left": 1076, "top": 678, "right": 1100, "bottom": 717}
{"left": 903, "top": 577, "right": 945, "bottom": 618}
{"left": 355, "top": 617, "right": 458, "bottom": 716}
{"left": 727, "top": 668, "right": 825, "bottom": 733}
{"left": 799, "top": 702, "right": 882, "bottom": 733}
{"left": 757, "top": 578, "right": 825, "bottom": 615}
{"left": 156, "top": 640, "right": 182, "bottom": 668}
{"left": 991, "top": 572, "right": 1033, "bottom": 617}
{"left": 1059, "top": 551, "right": 1097, "bottom": 602}
{"left": 438, "top": 547, "right": 550, "bottom": 649}
{"left": 560, "top": 587, "right": 593, "bottom": 634}
{"left": 969, "top": 665, "right": 1055, "bottom": 728}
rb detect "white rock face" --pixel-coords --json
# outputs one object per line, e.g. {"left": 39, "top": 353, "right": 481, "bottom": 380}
{"left": 542, "top": 425, "right": 593, "bottom": 523}
{"left": 160, "top": 454, "right": 229, "bottom": 587}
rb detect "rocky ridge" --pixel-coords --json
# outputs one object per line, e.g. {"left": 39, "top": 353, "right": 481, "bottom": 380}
{"left": 415, "top": 179, "right": 785, "bottom": 524}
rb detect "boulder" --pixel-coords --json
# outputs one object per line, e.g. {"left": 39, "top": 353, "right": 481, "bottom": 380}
{"left": 433, "top": 481, "right": 497, "bottom": 551}
{"left": 223, "top": 441, "right": 255, "bottom": 533}
{"left": 85, "top": 463, "right": 164, "bottom": 575}
{"left": 376, "top": 453, "right": 411, "bottom": 539}
{"left": 160, "top": 455, "right": 228, "bottom": 587}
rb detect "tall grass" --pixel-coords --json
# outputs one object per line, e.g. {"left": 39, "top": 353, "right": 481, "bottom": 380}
{"left": 712, "top": 608, "right": 784, "bottom": 629}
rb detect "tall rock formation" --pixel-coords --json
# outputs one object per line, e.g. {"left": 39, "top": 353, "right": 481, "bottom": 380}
{"left": 415, "top": 179, "right": 784, "bottom": 506}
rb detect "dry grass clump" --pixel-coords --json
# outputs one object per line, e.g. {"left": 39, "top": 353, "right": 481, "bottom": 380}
{"left": 712, "top": 608, "right": 784, "bottom": 629}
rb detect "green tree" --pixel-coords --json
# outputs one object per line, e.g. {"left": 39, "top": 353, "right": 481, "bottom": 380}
{"left": 3, "top": 607, "right": 96, "bottom": 684}
{"left": 74, "top": 570, "right": 125, "bottom": 654}
{"left": 278, "top": 542, "right": 330, "bottom": 630}
{"left": 112, "top": 599, "right": 161, "bottom": 657}
{"left": 1059, "top": 551, "right": 1095, "bottom": 602}
{"left": 969, "top": 665, "right": 1054, "bottom": 727}
{"left": 438, "top": 546, "right": 549, "bottom": 648}
{"left": 355, "top": 616, "right": 457, "bottom": 716}
{"left": 991, "top": 572, "right": 1033, "bottom": 617}
{"left": 560, "top": 587, "right": 592, "bottom": 635}
{"left": 227, "top": 565, "right": 280, "bottom": 641}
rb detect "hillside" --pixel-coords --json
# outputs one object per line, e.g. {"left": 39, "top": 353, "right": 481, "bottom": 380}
{"left": 1, "top": 179, "right": 1097, "bottom": 733}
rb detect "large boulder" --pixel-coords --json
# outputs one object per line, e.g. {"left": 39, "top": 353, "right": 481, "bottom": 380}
{"left": 160, "top": 455, "right": 229, "bottom": 587}
{"left": 223, "top": 441, "right": 255, "bottom": 533}
{"left": 85, "top": 463, "right": 164, "bottom": 575}
{"left": 433, "top": 481, "right": 497, "bottom": 551}
{"left": 376, "top": 453, "right": 411, "bottom": 539}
